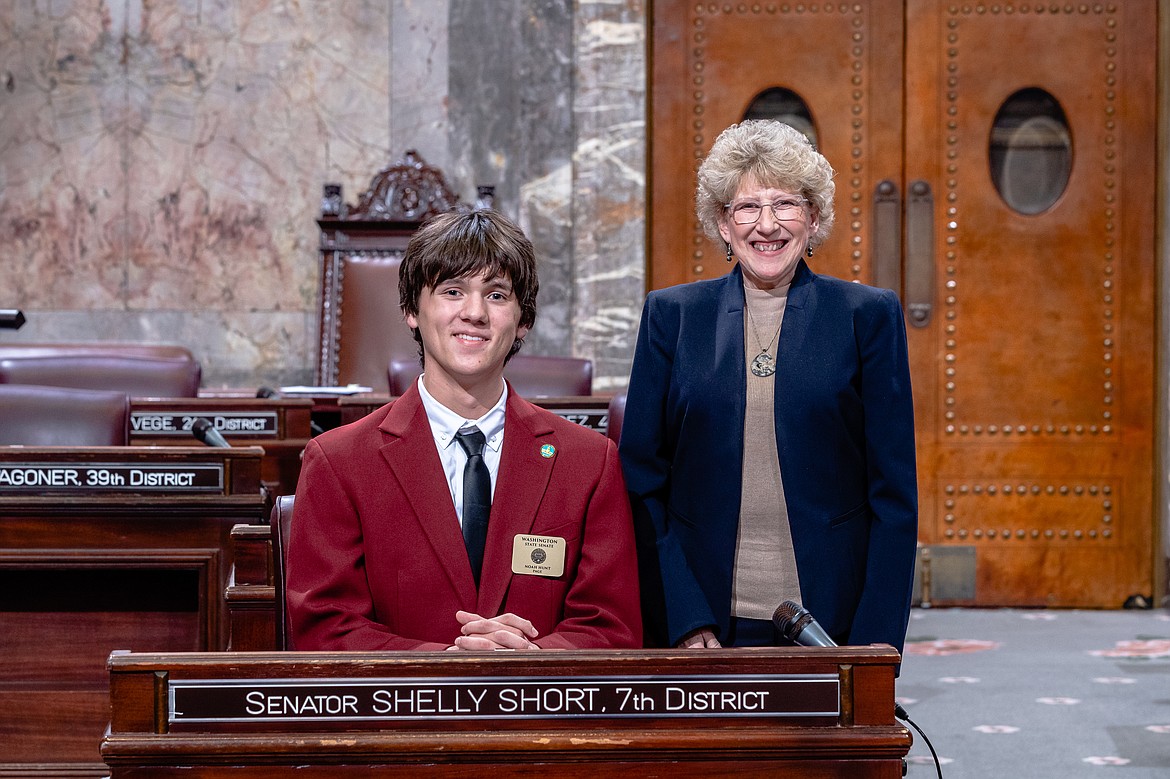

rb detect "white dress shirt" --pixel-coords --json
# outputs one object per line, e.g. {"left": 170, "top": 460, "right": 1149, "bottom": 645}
{"left": 416, "top": 374, "right": 507, "bottom": 527}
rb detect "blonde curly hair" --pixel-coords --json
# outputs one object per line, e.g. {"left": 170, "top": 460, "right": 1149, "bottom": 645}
{"left": 696, "top": 120, "right": 836, "bottom": 252}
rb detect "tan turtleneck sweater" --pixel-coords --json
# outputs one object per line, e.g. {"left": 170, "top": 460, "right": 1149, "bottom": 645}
{"left": 731, "top": 283, "right": 803, "bottom": 619}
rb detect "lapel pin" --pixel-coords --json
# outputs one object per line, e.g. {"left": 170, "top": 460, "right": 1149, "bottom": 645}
{"left": 540, "top": 444, "right": 556, "bottom": 459}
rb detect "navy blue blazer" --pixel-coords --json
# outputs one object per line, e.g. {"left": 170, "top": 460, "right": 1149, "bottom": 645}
{"left": 619, "top": 261, "right": 918, "bottom": 655}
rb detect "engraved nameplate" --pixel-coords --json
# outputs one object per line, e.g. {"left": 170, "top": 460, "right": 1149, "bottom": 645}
{"left": 549, "top": 408, "right": 607, "bottom": 432}
{"left": 169, "top": 674, "right": 840, "bottom": 724}
{"left": 0, "top": 462, "right": 225, "bottom": 492}
{"left": 131, "top": 411, "right": 279, "bottom": 438}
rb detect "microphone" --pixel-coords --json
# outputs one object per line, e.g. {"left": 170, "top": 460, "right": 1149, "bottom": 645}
{"left": 255, "top": 386, "right": 279, "bottom": 399}
{"left": 191, "top": 417, "right": 231, "bottom": 448}
{"left": 0, "top": 309, "right": 26, "bottom": 329}
{"left": 773, "top": 602, "right": 940, "bottom": 777}
{"left": 771, "top": 600, "right": 837, "bottom": 647}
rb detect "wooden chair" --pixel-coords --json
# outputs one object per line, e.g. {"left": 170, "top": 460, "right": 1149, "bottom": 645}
{"left": 388, "top": 354, "right": 594, "bottom": 397}
{"left": 270, "top": 494, "right": 296, "bottom": 650}
{"left": 0, "top": 384, "right": 130, "bottom": 445}
{"left": 316, "top": 150, "right": 464, "bottom": 392}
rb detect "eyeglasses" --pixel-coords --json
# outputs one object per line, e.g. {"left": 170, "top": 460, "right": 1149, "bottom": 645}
{"left": 725, "top": 198, "right": 809, "bottom": 225}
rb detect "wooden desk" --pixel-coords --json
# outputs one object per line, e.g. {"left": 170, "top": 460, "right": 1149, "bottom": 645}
{"left": 337, "top": 395, "right": 611, "bottom": 433}
{"left": 130, "top": 397, "right": 313, "bottom": 496}
{"left": 0, "top": 446, "right": 267, "bottom": 777}
{"left": 103, "top": 648, "right": 910, "bottom": 777}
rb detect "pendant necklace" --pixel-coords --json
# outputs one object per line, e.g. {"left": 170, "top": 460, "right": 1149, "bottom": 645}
{"left": 745, "top": 304, "right": 782, "bottom": 378}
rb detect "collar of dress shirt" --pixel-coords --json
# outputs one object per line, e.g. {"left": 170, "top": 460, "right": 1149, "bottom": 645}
{"left": 415, "top": 374, "right": 508, "bottom": 454}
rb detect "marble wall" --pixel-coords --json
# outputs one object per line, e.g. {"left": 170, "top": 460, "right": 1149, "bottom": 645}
{"left": 0, "top": 0, "right": 646, "bottom": 390}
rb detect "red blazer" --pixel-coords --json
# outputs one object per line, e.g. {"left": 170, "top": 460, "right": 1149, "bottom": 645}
{"left": 287, "top": 383, "right": 642, "bottom": 650}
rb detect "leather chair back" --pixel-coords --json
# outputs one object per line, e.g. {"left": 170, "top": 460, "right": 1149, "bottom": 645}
{"left": 270, "top": 494, "right": 296, "bottom": 650}
{"left": 388, "top": 354, "right": 593, "bottom": 398}
{"left": 606, "top": 392, "right": 627, "bottom": 445}
{"left": 0, "top": 353, "right": 201, "bottom": 398}
{"left": 387, "top": 357, "right": 422, "bottom": 396}
{"left": 506, "top": 354, "right": 593, "bottom": 397}
{"left": 0, "top": 342, "right": 195, "bottom": 362}
{"left": 0, "top": 384, "right": 130, "bottom": 445}
{"left": 322, "top": 253, "right": 417, "bottom": 391}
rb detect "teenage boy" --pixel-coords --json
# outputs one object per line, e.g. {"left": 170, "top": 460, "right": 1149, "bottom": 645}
{"left": 287, "top": 209, "right": 642, "bottom": 650}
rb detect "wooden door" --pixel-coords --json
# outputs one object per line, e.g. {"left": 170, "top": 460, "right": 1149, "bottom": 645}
{"left": 649, "top": 0, "right": 1156, "bottom": 607}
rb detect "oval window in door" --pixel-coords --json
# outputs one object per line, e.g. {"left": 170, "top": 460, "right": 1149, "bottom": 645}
{"left": 744, "top": 88, "right": 817, "bottom": 148}
{"left": 989, "top": 88, "right": 1072, "bottom": 215}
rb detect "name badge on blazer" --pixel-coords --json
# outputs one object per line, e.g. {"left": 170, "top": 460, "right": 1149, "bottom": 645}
{"left": 511, "top": 534, "right": 566, "bottom": 578}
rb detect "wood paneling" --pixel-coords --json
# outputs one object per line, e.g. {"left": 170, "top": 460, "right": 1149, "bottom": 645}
{"left": 0, "top": 447, "right": 266, "bottom": 775}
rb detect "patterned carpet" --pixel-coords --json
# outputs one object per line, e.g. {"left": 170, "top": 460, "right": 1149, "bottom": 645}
{"left": 896, "top": 607, "right": 1170, "bottom": 778}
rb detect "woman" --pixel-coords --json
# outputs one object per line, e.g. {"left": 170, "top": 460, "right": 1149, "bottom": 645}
{"left": 620, "top": 120, "right": 918, "bottom": 653}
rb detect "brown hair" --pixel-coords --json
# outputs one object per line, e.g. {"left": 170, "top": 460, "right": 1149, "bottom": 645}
{"left": 398, "top": 209, "right": 539, "bottom": 363}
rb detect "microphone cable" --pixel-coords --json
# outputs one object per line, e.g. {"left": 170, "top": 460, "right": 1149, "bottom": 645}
{"left": 772, "top": 602, "right": 938, "bottom": 774}
{"left": 895, "top": 703, "right": 943, "bottom": 778}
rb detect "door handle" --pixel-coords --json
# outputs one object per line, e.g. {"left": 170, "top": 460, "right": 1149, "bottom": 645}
{"left": 872, "top": 180, "right": 902, "bottom": 293}
{"left": 905, "top": 180, "right": 934, "bottom": 328}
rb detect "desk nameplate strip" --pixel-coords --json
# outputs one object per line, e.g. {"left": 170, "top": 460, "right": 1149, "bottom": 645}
{"left": 168, "top": 674, "right": 840, "bottom": 724}
{"left": 131, "top": 411, "right": 280, "bottom": 437}
{"left": 0, "top": 462, "right": 225, "bottom": 492}
{"left": 549, "top": 408, "right": 607, "bottom": 432}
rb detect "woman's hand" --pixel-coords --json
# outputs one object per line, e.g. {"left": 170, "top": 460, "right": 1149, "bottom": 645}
{"left": 677, "top": 627, "right": 722, "bottom": 649}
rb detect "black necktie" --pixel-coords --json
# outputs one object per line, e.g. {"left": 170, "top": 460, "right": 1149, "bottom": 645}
{"left": 455, "top": 427, "right": 491, "bottom": 585}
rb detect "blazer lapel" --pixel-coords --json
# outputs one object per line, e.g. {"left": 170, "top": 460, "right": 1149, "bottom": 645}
{"left": 716, "top": 265, "right": 748, "bottom": 380}
{"left": 716, "top": 265, "right": 747, "bottom": 461}
{"left": 475, "top": 390, "right": 555, "bottom": 616}
{"left": 774, "top": 260, "right": 815, "bottom": 462}
{"left": 378, "top": 387, "right": 478, "bottom": 604}
{"left": 776, "top": 259, "right": 813, "bottom": 356}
